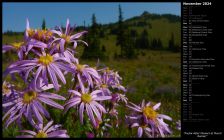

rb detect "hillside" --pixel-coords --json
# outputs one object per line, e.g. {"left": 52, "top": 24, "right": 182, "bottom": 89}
{"left": 3, "top": 12, "right": 181, "bottom": 60}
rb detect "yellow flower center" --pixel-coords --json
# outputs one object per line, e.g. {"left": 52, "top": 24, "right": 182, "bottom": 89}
{"left": 101, "top": 84, "right": 107, "bottom": 88}
{"left": 81, "top": 93, "right": 92, "bottom": 103}
{"left": 2, "top": 84, "right": 10, "bottom": 95}
{"left": 76, "top": 64, "right": 84, "bottom": 72}
{"left": 105, "top": 67, "right": 110, "bottom": 73}
{"left": 141, "top": 124, "right": 148, "bottom": 129}
{"left": 27, "top": 29, "right": 35, "bottom": 37}
{"left": 11, "top": 42, "right": 23, "bottom": 50}
{"left": 38, "top": 54, "right": 53, "bottom": 65}
{"left": 35, "top": 131, "right": 47, "bottom": 138}
{"left": 23, "top": 91, "right": 37, "bottom": 104}
{"left": 143, "top": 106, "right": 158, "bottom": 120}
{"left": 61, "top": 34, "right": 70, "bottom": 42}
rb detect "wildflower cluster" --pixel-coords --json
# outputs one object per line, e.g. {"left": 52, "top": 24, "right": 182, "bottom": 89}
{"left": 2, "top": 19, "right": 179, "bottom": 138}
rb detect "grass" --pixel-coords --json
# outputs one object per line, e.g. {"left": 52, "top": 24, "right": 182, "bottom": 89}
{"left": 2, "top": 33, "right": 181, "bottom": 137}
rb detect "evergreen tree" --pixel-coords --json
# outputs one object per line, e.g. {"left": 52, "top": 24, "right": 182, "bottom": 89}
{"left": 151, "top": 38, "right": 163, "bottom": 50}
{"left": 82, "top": 14, "right": 105, "bottom": 60}
{"left": 42, "top": 19, "right": 46, "bottom": 30}
{"left": 168, "top": 33, "right": 175, "bottom": 51}
{"left": 116, "top": 4, "right": 126, "bottom": 57}
{"left": 123, "top": 30, "right": 136, "bottom": 59}
{"left": 136, "top": 29, "right": 150, "bottom": 49}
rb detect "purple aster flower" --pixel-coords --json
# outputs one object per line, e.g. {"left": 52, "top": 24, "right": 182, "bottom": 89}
{"left": 50, "top": 19, "right": 88, "bottom": 53}
{"left": 97, "top": 67, "right": 126, "bottom": 94}
{"left": 25, "top": 19, "right": 36, "bottom": 40}
{"left": 2, "top": 81, "right": 19, "bottom": 114}
{"left": 25, "top": 19, "right": 53, "bottom": 43}
{"left": 3, "top": 42, "right": 26, "bottom": 60}
{"left": 63, "top": 81, "right": 111, "bottom": 128}
{"left": 176, "top": 120, "right": 181, "bottom": 131}
{"left": 16, "top": 120, "right": 69, "bottom": 138}
{"left": 111, "top": 93, "right": 128, "bottom": 104}
{"left": 25, "top": 39, "right": 48, "bottom": 56}
{"left": 70, "top": 59, "right": 101, "bottom": 89}
{"left": 106, "top": 107, "right": 119, "bottom": 128}
{"left": 127, "top": 100, "right": 172, "bottom": 138}
{"left": 2, "top": 82, "right": 65, "bottom": 128}
{"left": 2, "top": 81, "right": 15, "bottom": 98}
{"left": 86, "top": 132, "right": 95, "bottom": 138}
{"left": 4, "top": 51, "right": 73, "bottom": 91}
{"left": 131, "top": 123, "right": 152, "bottom": 138}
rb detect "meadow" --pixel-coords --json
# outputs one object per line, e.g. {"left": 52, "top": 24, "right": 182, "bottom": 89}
{"left": 2, "top": 33, "right": 181, "bottom": 137}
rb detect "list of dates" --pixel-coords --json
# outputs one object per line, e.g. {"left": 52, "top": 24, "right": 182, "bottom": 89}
{"left": 182, "top": 1, "right": 216, "bottom": 131}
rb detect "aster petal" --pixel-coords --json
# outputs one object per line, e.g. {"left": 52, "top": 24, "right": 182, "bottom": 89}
{"left": 89, "top": 103, "right": 102, "bottom": 122}
{"left": 144, "top": 127, "right": 152, "bottom": 133}
{"left": 2, "top": 102, "right": 22, "bottom": 121}
{"left": 48, "top": 130, "right": 68, "bottom": 138}
{"left": 93, "top": 96, "right": 112, "bottom": 101}
{"left": 54, "top": 62, "right": 74, "bottom": 73}
{"left": 55, "top": 134, "right": 69, "bottom": 138}
{"left": 158, "top": 114, "right": 172, "bottom": 121}
{"left": 26, "top": 18, "right": 30, "bottom": 30}
{"left": 131, "top": 123, "right": 140, "bottom": 128}
{"left": 86, "top": 104, "right": 97, "bottom": 127}
{"left": 50, "top": 63, "right": 66, "bottom": 84}
{"left": 64, "top": 98, "right": 81, "bottom": 107}
{"left": 19, "top": 130, "right": 36, "bottom": 136}
{"left": 63, "top": 99, "right": 81, "bottom": 113}
{"left": 129, "top": 102, "right": 142, "bottom": 110}
{"left": 43, "top": 120, "right": 54, "bottom": 132}
{"left": 30, "top": 49, "right": 42, "bottom": 56}
{"left": 73, "top": 41, "right": 77, "bottom": 49}
{"left": 49, "top": 38, "right": 61, "bottom": 49}
{"left": 51, "top": 30, "right": 62, "bottom": 36}
{"left": 34, "top": 66, "right": 43, "bottom": 90}
{"left": 2, "top": 98, "right": 21, "bottom": 107}
{"left": 146, "top": 101, "right": 151, "bottom": 106}
{"left": 138, "top": 127, "right": 143, "bottom": 138}
{"left": 65, "top": 19, "right": 70, "bottom": 35}
{"left": 63, "top": 50, "right": 78, "bottom": 63}
{"left": 17, "top": 50, "right": 24, "bottom": 60}
{"left": 90, "top": 90, "right": 102, "bottom": 96}
{"left": 91, "top": 101, "right": 106, "bottom": 113}
{"left": 60, "top": 39, "right": 65, "bottom": 52}
{"left": 34, "top": 100, "right": 50, "bottom": 119}
{"left": 158, "top": 126, "right": 165, "bottom": 137}
{"left": 83, "top": 71, "right": 93, "bottom": 87}
{"left": 77, "top": 74, "right": 85, "bottom": 93}
{"left": 41, "top": 84, "right": 54, "bottom": 91}
{"left": 39, "top": 92, "right": 66, "bottom": 100}
{"left": 40, "top": 65, "right": 48, "bottom": 85}
{"left": 2, "top": 45, "right": 13, "bottom": 53}
{"left": 31, "top": 103, "right": 43, "bottom": 123}
{"left": 45, "top": 124, "right": 62, "bottom": 133}
{"left": 153, "top": 102, "right": 161, "bottom": 110}
{"left": 76, "top": 40, "right": 88, "bottom": 46}
{"left": 79, "top": 102, "right": 84, "bottom": 124}
{"left": 70, "top": 31, "right": 87, "bottom": 40}
{"left": 5, "top": 113, "right": 22, "bottom": 128}
{"left": 38, "top": 97, "right": 64, "bottom": 110}
{"left": 25, "top": 66, "right": 37, "bottom": 82}
{"left": 10, "top": 104, "right": 23, "bottom": 118}
{"left": 126, "top": 105, "right": 142, "bottom": 112}
{"left": 16, "top": 135, "right": 34, "bottom": 138}
{"left": 8, "top": 60, "right": 38, "bottom": 68}
{"left": 25, "top": 103, "right": 31, "bottom": 118}
{"left": 68, "top": 90, "right": 81, "bottom": 97}
{"left": 47, "top": 66, "right": 59, "bottom": 91}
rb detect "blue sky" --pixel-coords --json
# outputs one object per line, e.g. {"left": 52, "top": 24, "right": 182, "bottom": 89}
{"left": 3, "top": 2, "right": 180, "bottom": 32}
